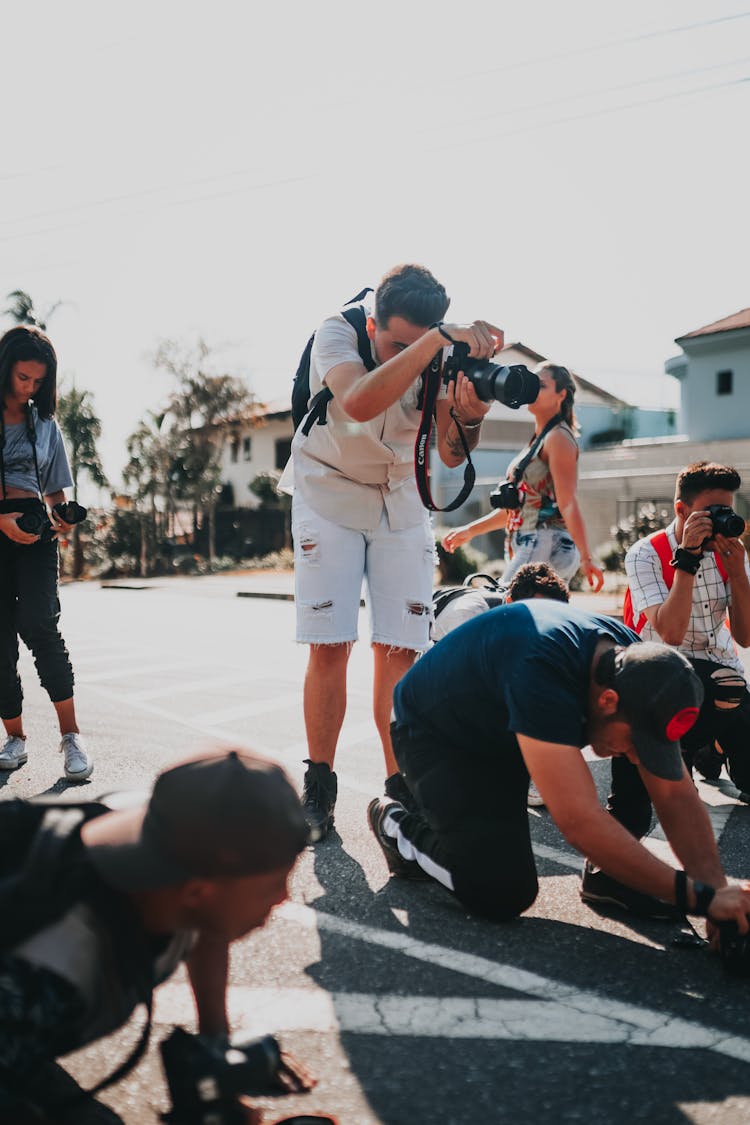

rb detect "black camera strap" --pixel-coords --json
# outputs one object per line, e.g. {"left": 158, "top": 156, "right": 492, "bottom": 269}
{"left": 414, "top": 353, "right": 476, "bottom": 513}
{"left": 507, "top": 412, "right": 564, "bottom": 489}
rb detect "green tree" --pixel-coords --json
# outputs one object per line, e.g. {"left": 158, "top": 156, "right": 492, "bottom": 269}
{"left": 57, "top": 385, "right": 110, "bottom": 578}
{"left": 153, "top": 339, "right": 253, "bottom": 564}
{"left": 123, "top": 411, "right": 171, "bottom": 576}
{"left": 3, "top": 289, "right": 62, "bottom": 330}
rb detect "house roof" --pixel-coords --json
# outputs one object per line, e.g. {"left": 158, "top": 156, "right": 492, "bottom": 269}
{"left": 676, "top": 307, "right": 750, "bottom": 343}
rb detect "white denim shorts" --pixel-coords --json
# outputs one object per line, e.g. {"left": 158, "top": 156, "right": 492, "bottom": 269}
{"left": 504, "top": 526, "right": 580, "bottom": 585}
{"left": 292, "top": 493, "right": 435, "bottom": 650}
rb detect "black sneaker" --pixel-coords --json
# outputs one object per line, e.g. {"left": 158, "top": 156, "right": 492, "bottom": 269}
{"left": 367, "top": 798, "right": 431, "bottom": 880}
{"left": 580, "top": 860, "right": 681, "bottom": 921}
{"left": 302, "top": 759, "right": 337, "bottom": 843}
{"left": 384, "top": 771, "right": 417, "bottom": 813}
{"left": 693, "top": 742, "right": 724, "bottom": 782}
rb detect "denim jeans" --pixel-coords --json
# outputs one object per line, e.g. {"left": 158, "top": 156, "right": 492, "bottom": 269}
{"left": 504, "top": 526, "right": 580, "bottom": 585}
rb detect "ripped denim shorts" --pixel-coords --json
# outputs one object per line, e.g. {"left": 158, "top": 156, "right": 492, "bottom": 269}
{"left": 291, "top": 492, "right": 435, "bottom": 650}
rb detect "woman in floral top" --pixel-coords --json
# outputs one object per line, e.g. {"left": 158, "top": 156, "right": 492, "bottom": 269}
{"left": 443, "top": 362, "right": 604, "bottom": 593}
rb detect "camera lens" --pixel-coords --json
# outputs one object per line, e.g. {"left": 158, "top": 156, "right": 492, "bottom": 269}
{"left": 466, "top": 361, "right": 540, "bottom": 408}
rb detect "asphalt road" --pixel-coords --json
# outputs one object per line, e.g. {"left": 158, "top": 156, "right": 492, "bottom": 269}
{"left": 5, "top": 575, "right": 750, "bottom": 1125}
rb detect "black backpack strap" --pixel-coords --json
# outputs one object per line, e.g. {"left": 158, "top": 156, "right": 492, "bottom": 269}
{"left": 300, "top": 299, "right": 375, "bottom": 437}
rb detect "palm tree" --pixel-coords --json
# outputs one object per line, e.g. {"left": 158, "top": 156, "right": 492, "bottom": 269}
{"left": 3, "top": 289, "right": 62, "bottom": 330}
{"left": 57, "top": 386, "right": 109, "bottom": 578}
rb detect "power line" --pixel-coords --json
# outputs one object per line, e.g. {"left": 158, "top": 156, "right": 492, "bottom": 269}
{"left": 429, "top": 74, "right": 750, "bottom": 154}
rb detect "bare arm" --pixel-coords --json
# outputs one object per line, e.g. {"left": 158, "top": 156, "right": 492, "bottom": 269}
{"left": 434, "top": 373, "right": 491, "bottom": 468}
{"left": 326, "top": 321, "right": 502, "bottom": 423}
{"left": 442, "top": 508, "right": 509, "bottom": 553}
{"left": 545, "top": 433, "right": 603, "bottom": 591}
{"left": 520, "top": 736, "right": 750, "bottom": 928}
{"left": 186, "top": 932, "right": 230, "bottom": 1036}
{"left": 718, "top": 532, "right": 750, "bottom": 647}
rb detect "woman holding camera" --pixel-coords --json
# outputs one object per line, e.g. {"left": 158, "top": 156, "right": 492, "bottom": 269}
{"left": 443, "top": 362, "right": 604, "bottom": 592}
{"left": 0, "top": 326, "right": 92, "bottom": 780}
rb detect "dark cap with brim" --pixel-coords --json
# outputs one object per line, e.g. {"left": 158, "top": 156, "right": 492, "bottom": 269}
{"left": 86, "top": 747, "right": 310, "bottom": 891}
{"left": 610, "top": 643, "right": 704, "bottom": 781}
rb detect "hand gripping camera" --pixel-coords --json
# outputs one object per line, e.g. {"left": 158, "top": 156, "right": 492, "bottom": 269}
{"left": 442, "top": 342, "right": 539, "bottom": 409}
{"left": 16, "top": 500, "right": 87, "bottom": 543}
{"left": 160, "top": 1027, "right": 335, "bottom": 1125}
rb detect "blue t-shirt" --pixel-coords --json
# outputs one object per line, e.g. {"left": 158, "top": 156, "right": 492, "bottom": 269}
{"left": 0, "top": 416, "right": 73, "bottom": 496}
{"left": 394, "top": 600, "right": 639, "bottom": 752}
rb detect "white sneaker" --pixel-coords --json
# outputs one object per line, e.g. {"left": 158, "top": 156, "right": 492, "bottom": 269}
{"left": 527, "top": 781, "right": 545, "bottom": 808}
{"left": 0, "top": 735, "right": 27, "bottom": 770}
{"left": 60, "top": 732, "right": 93, "bottom": 782}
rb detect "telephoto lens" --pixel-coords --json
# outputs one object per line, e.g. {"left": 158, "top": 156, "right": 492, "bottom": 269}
{"left": 442, "top": 343, "right": 540, "bottom": 409}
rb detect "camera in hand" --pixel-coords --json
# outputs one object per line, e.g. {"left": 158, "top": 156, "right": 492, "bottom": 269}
{"left": 16, "top": 501, "right": 87, "bottom": 543}
{"left": 159, "top": 1027, "right": 333, "bottom": 1125}
{"left": 442, "top": 342, "right": 540, "bottom": 408}
{"left": 489, "top": 480, "right": 523, "bottom": 510}
{"left": 705, "top": 504, "right": 745, "bottom": 540}
{"left": 718, "top": 916, "right": 750, "bottom": 976}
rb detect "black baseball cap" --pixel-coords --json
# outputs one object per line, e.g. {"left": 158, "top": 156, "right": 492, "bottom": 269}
{"left": 605, "top": 643, "right": 704, "bottom": 780}
{"left": 85, "top": 747, "right": 310, "bottom": 891}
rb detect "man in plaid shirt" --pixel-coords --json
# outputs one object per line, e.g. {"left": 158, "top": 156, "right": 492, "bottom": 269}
{"left": 624, "top": 461, "right": 750, "bottom": 800}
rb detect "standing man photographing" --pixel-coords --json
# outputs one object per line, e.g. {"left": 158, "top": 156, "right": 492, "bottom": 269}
{"left": 280, "top": 264, "right": 502, "bottom": 839}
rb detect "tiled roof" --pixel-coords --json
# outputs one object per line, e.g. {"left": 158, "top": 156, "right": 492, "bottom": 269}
{"left": 677, "top": 307, "right": 750, "bottom": 342}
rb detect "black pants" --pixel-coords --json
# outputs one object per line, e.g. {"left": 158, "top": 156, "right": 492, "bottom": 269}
{"left": 0, "top": 499, "right": 74, "bottom": 720}
{"left": 608, "top": 658, "right": 750, "bottom": 838}
{"left": 391, "top": 721, "right": 539, "bottom": 921}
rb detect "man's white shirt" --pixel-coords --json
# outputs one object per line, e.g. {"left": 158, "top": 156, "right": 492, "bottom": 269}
{"left": 625, "top": 520, "right": 749, "bottom": 673}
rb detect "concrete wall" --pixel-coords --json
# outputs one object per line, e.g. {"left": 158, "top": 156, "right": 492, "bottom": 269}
{"left": 578, "top": 435, "right": 750, "bottom": 557}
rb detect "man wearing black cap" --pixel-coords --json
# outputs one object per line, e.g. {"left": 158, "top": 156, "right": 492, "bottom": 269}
{"left": 0, "top": 746, "right": 312, "bottom": 1123}
{"left": 367, "top": 600, "right": 750, "bottom": 934}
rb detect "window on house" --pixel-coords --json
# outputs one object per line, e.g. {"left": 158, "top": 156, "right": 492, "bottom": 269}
{"left": 717, "top": 369, "right": 733, "bottom": 395}
{"left": 229, "top": 437, "right": 239, "bottom": 464}
{"left": 243, "top": 436, "right": 252, "bottom": 461}
{"left": 275, "top": 438, "right": 292, "bottom": 470}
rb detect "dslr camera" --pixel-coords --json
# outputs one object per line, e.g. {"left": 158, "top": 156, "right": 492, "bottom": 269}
{"left": 705, "top": 504, "right": 745, "bottom": 540}
{"left": 442, "top": 342, "right": 539, "bottom": 409}
{"left": 16, "top": 501, "right": 87, "bottom": 543}
{"left": 160, "top": 1027, "right": 334, "bottom": 1125}
{"left": 489, "top": 480, "right": 522, "bottom": 511}
{"left": 718, "top": 916, "right": 750, "bottom": 977}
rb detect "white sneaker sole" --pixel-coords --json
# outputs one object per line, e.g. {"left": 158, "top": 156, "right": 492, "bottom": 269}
{"left": 64, "top": 760, "right": 94, "bottom": 782}
{"left": 0, "top": 753, "right": 27, "bottom": 771}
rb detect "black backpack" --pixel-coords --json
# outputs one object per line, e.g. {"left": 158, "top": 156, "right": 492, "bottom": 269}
{"left": 431, "top": 573, "right": 507, "bottom": 639}
{"left": 0, "top": 797, "right": 156, "bottom": 1102}
{"left": 291, "top": 288, "right": 376, "bottom": 434}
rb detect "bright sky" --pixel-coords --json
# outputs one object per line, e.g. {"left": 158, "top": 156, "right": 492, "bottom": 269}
{"left": 2, "top": 0, "right": 749, "bottom": 488}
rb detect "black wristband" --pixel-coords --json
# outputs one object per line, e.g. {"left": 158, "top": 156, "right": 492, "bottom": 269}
{"left": 692, "top": 880, "right": 716, "bottom": 917}
{"left": 431, "top": 321, "right": 456, "bottom": 345}
{"left": 670, "top": 548, "right": 702, "bottom": 575}
{"left": 674, "top": 869, "right": 689, "bottom": 915}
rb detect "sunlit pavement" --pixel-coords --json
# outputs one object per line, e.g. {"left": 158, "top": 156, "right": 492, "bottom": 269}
{"left": 6, "top": 574, "right": 750, "bottom": 1125}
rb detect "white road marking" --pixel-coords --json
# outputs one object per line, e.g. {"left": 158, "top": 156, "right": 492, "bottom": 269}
{"left": 153, "top": 905, "right": 750, "bottom": 1063}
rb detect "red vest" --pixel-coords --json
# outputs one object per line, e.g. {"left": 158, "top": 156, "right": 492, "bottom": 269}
{"left": 623, "top": 529, "right": 728, "bottom": 634}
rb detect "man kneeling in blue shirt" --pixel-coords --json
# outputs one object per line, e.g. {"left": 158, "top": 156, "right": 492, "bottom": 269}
{"left": 367, "top": 600, "right": 750, "bottom": 938}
